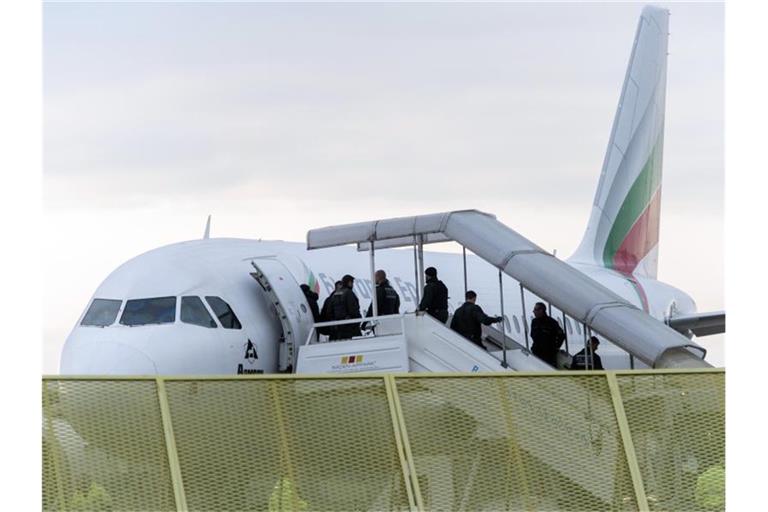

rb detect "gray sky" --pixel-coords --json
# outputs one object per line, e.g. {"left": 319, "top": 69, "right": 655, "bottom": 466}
{"left": 43, "top": 2, "right": 724, "bottom": 372}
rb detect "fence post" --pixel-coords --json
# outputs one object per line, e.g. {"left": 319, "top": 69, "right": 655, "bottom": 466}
{"left": 495, "top": 377, "right": 532, "bottom": 510}
{"left": 606, "top": 372, "right": 649, "bottom": 511}
{"left": 385, "top": 375, "right": 424, "bottom": 512}
{"left": 42, "top": 381, "right": 68, "bottom": 512}
{"left": 156, "top": 378, "right": 189, "bottom": 512}
{"left": 267, "top": 380, "right": 305, "bottom": 511}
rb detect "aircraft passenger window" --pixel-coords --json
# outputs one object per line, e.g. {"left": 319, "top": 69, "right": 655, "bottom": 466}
{"left": 576, "top": 322, "right": 582, "bottom": 335}
{"left": 119, "top": 297, "right": 176, "bottom": 326}
{"left": 81, "top": 299, "right": 122, "bottom": 327}
{"left": 565, "top": 317, "right": 573, "bottom": 335}
{"left": 512, "top": 315, "right": 520, "bottom": 334}
{"left": 205, "top": 296, "right": 242, "bottom": 329}
{"left": 181, "top": 296, "right": 217, "bottom": 328}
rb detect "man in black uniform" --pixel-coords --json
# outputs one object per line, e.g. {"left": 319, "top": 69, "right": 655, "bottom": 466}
{"left": 319, "top": 281, "right": 342, "bottom": 338}
{"left": 365, "top": 270, "right": 401, "bottom": 317}
{"left": 329, "top": 274, "right": 362, "bottom": 340}
{"left": 300, "top": 284, "right": 321, "bottom": 323}
{"left": 571, "top": 336, "right": 604, "bottom": 370}
{"left": 450, "top": 291, "right": 503, "bottom": 348}
{"left": 320, "top": 281, "right": 342, "bottom": 320}
{"left": 418, "top": 267, "right": 449, "bottom": 323}
{"left": 530, "top": 302, "right": 565, "bottom": 367}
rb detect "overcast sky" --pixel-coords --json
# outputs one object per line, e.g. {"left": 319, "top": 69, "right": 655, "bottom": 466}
{"left": 42, "top": 1, "right": 724, "bottom": 372}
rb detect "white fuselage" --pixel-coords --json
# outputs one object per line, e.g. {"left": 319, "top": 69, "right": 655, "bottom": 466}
{"left": 60, "top": 237, "right": 697, "bottom": 375}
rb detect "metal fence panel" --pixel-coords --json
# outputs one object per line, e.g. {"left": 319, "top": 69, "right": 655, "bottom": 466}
{"left": 617, "top": 371, "right": 725, "bottom": 511}
{"left": 164, "top": 377, "right": 412, "bottom": 511}
{"left": 41, "top": 371, "right": 724, "bottom": 512}
{"left": 42, "top": 379, "right": 176, "bottom": 512}
{"left": 393, "top": 375, "right": 638, "bottom": 511}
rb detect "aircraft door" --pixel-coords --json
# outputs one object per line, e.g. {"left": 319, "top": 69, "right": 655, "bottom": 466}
{"left": 249, "top": 259, "right": 314, "bottom": 372}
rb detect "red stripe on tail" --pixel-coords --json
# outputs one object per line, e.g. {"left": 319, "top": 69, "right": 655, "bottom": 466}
{"left": 612, "top": 188, "right": 662, "bottom": 275}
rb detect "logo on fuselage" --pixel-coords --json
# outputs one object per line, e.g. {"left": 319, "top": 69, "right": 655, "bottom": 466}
{"left": 238, "top": 339, "right": 262, "bottom": 374}
{"left": 244, "top": 339, "right": 258, "bottom": 364}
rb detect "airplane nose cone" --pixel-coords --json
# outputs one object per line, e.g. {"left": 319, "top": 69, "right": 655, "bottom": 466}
{"left": 60, "top": 339, "right": 158, "bottom": 375}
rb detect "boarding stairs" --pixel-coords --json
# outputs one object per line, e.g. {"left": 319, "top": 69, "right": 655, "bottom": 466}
{"left": 295, "top": 312, "right": 552, "bottom": 375}
{"left": 298, "top": 209, "right": 710, "bottom": 373}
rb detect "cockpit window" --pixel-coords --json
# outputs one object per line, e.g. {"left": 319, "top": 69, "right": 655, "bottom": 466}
{"left": 120, "top": 296, "right": 176, "bottom": 326}
{"left": 205, "top": 296, "right": 242, "bottom": 329}
{"left": 181, "top": 296, "right": 217, "bottom": 328}
{"left": 81, "top": 299, "right": 122, "bottom": 327}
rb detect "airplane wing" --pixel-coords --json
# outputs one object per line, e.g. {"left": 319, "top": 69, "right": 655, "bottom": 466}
{"left": 667, "top": 311, "right": 725, "bottom": 337}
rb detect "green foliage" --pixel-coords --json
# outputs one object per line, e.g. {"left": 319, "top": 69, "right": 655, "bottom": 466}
{"left": 67, "top": 483, "right": 112, "bottom": 512}
{"left": 268, "top": 478, "right": 308, "bottom": 512}
{"left": 695, "top": 463, "right": 725, "bottom": 511}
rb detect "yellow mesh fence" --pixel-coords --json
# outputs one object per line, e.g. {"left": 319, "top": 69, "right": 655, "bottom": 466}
{"left": 42, "top": 379, "right": 176, "bottom": 512}
{"left": 394, "top": 375, "right": 637, "bottom": 511}
{"left": 164, "top": 378, "right": 412, "bottom": 512}
{"left": 42, "top": 370, "right": 723, "bottom": 512}
{"left": 617, "top": 372, "right": 725, "bottom": 512}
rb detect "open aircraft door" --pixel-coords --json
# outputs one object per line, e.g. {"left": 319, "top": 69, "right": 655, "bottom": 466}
{"left": 249, "top": 259, "right": 314, "bottom": 372}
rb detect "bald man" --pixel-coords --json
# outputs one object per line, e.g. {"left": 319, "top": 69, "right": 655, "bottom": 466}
{"left": 366, "top": 270, "right": 400, "bottom": 317}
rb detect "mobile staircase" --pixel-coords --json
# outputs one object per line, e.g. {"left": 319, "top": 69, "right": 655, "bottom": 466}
{"left": 295, "top": 210, "right": 709, "bottom": 375}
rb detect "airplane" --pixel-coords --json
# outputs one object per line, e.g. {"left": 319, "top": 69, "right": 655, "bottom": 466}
{"left": 58, "top": 5, "right": 724, "bottom": 377}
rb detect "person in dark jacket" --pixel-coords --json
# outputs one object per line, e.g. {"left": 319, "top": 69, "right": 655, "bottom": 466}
{"left": 571, "top": 336, "right": 604, "bottom": 370}
{"left": 320, "top": 282, "right": 342, "bottom": 321}
{"left": 530, "top": 302, "right": 565, "bottom": 367}
{"left": 319, "top": 281, "right": 342, "bottom": 338}
{"left": 418, "top": 267, "right": 449, "bottom": 323}
{"left": 365, "top": 270, "right": 401, "bottom": 317}
{"left": 450, "top": 291, "right": 503, "bottom": 348}
{"left": 300, "top": 284, "right": 321, "bottom": 323}
{"left": 329, "top": 274, "right": 362, "bottom": 340}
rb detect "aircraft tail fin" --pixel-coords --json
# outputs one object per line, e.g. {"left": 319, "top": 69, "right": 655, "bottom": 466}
{"left": 569, "top": 5, "right": 669, "bottom": 279}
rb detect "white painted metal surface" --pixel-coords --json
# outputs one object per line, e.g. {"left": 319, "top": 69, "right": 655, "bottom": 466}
{"left": 296, "top": 335, "right": 410, "bottom": 374}
{"left": 570, "top": 6, "right": 670, "bottom": 280}
{"left": 297, "top": 313, "right": 551, "bottom": 375}
{"left": 249, "top": 258, "right": 314, "bottom": 371}
{"left": 401, "top": 313, "right": 547, "bottom": 372}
